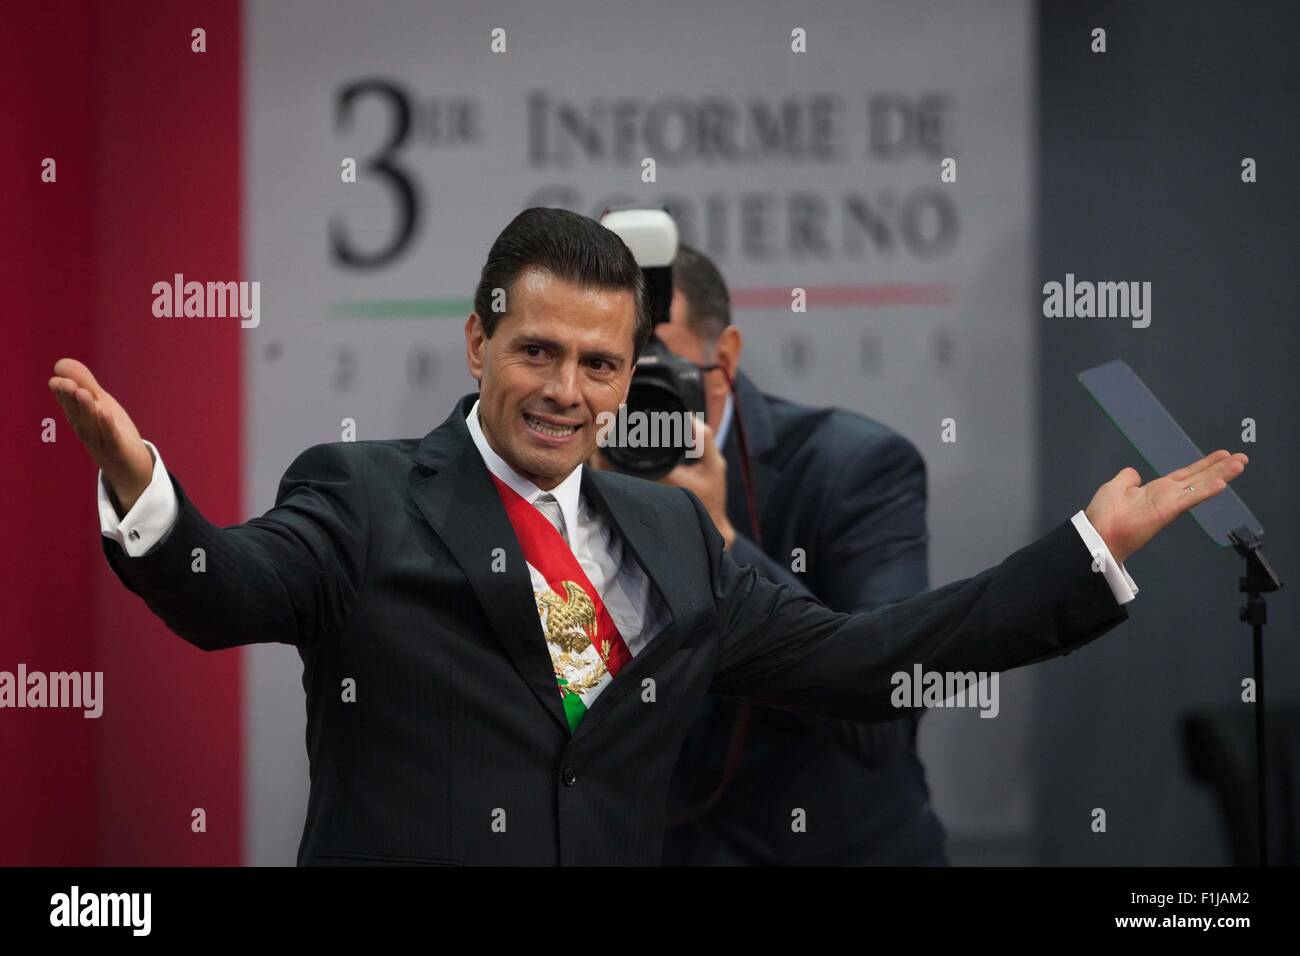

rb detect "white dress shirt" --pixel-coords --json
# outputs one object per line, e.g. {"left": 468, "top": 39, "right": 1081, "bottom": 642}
{"left": 98, "top": 439, "right": 176, "bottom": 558}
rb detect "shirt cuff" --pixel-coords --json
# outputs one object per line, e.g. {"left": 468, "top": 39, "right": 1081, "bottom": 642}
{"left": 1071, "top": 509, "right": 1139, "bottom": 605}
{"left": 98, "top": 439, "right": 179, "bottom": 557}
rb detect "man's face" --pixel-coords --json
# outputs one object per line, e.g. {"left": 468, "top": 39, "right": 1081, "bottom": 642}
{"left": 654, "top": 288, "right": 732, "bottom": 431}
{"left": 466, "top": 269, "right": 637, "bottom": 490}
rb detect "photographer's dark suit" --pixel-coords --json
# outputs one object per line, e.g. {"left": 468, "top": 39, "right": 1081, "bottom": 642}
{"left": 666, "top": 372, "right": 945, "bottom": 865}
{"left": 102, "top": 394, "right": 1126, "bottom": 866}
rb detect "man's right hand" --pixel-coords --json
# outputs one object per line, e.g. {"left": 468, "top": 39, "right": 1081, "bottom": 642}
{"left": 48, "top": 358, "right": 154, "bottom": 515}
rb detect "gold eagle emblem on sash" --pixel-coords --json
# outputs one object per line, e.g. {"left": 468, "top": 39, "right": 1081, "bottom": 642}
{"left": 536, "top": 581, "right": 611, "bottom": 695}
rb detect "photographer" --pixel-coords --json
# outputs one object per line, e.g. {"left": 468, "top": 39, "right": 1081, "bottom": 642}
{"left": 650, "top": 245, "right": 947, "bottom": 865}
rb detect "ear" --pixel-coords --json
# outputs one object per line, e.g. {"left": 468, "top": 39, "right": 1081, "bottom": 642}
{"left": 716, "top": 324, "right": 743, "bottom": 374}
{"left": 465, "top": 313, "right": 486, "bottom": 383}
{"left": 708, "top": 325, "right": 743, "bottom": 400}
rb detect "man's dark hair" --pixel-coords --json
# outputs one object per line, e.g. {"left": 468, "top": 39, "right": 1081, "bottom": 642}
{"left": 473, "top": 207, "right": 652, "bottom": 357}
{"left": 672, "top": 243, "right": 731, "bottom": 343}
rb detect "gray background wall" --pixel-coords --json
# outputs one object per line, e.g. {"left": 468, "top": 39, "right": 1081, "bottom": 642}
{"left": 1032, "top": 0, "right": 1299, "bottom": 865}
{"left": 243, "top": 0, "right": 1041, "bottom": 865}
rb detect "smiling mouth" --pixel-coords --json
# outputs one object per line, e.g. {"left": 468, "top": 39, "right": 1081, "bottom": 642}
{"left": 523, "top": 412, "right": 581, "bottom": 439}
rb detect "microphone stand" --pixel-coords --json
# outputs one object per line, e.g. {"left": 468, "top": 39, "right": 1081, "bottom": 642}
{"left": 1227, "top": 526, "right": 1282, "bottom": 867}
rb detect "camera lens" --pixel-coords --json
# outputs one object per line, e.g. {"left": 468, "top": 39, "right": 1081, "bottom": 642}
{"left": 602, "top": 380, "right": 690, "bottom": 480}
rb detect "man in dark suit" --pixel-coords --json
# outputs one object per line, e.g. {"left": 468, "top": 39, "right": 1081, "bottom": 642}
{"left": 48, "top": 208, "right": 1247, "bottom": 865}
{"left": 653, "top": 245, "right": 945, "bottom": 865}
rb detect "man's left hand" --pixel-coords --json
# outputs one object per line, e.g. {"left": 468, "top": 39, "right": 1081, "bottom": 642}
{"left": 1085, "top": 449, "right": 1248, "bottom": 564}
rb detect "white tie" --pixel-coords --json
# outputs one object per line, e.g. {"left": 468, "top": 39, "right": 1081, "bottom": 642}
{"left": 534, "top": 493, "right": 568, "bottom": 545}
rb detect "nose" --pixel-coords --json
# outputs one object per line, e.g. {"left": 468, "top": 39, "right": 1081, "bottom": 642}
{"left": 541, "top": 357, "right": 582, "bottom": 410}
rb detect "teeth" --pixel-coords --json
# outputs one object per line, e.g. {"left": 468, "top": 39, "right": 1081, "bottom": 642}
{"left": 525, "top": 414, "right": 578, "bottom": 437}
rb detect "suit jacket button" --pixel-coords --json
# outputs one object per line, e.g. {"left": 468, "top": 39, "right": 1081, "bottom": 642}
{"left": 561, "top": 766, "right": 578, "bottom": 786}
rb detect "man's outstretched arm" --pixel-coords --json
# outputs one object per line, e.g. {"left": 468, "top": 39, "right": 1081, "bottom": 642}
{"left": 50, "top": 358, "right": 370, "bottom": 650}
{"left": 702, "top": 449, "right": 1248, "bottom": 720}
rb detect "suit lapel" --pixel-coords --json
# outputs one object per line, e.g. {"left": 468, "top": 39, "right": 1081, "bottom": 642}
{"left": 408, "top": 398, "right": 570, "bottom": 735}
{"left": 570, "top": 470, "right": 692, "bottom": 738}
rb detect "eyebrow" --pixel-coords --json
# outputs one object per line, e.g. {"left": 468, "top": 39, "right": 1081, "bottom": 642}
{"left": 515, "top": 334, "right": 627, "bottom": 367}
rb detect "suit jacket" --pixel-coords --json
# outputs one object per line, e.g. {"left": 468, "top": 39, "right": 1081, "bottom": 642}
{"left": 665, "top": 371, "right": 943, "bottom": 865}
{"left": 102, "top": 394, "right": 1128, "bottom": 866}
